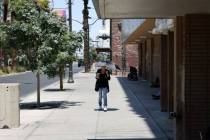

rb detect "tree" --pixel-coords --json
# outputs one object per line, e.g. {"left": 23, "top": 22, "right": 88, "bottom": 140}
{"left": 0, "top": 0, "right": 82, "bottom": 107}
{"left": 42, "top": 27, "right": 82, "bottom": 90}
{"left": 3, "top": 0, "right": 9, "bottom": 22}
{"left": 83, "top": 0, "right": 90, "bottom": 72}
{"left": 5, "top": 0, "right": 46, "bottom": 107}
{"left": 36, "top": 0, "right": 50, "bottom": 11}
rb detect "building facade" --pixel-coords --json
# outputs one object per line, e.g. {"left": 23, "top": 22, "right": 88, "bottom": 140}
{"left": 93, "top": 1, "right": 210, "bottom": 140}
{"left": 111, "top": 19, "right": 139, "bottom": 71}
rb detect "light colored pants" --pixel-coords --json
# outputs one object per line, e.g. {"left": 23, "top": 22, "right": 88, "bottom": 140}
{"left": 98, "top": 88, "right": 108, "bottom": 107}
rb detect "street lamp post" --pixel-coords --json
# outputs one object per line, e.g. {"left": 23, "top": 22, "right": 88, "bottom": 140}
{"left": 67, "top": 0, "right": 74, "bottom": 83}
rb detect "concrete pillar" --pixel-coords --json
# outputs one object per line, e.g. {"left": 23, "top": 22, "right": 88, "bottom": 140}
{"left": 0, "top": 83, "right": 20, "bottom": 128}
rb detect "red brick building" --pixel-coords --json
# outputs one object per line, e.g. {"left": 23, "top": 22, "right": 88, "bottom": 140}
{"left": 125, "top": 44, "right": 139, "bottom": 69}
{"left": 111, "top": 19, "right": 139, "bottom": 71}
{"left": 111, "top": 19, "right": 122, "bottom": 68}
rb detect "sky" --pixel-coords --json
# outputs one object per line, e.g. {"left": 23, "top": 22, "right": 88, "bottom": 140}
{"left": 53, "top": 0, "right": 105, "bottom": 41}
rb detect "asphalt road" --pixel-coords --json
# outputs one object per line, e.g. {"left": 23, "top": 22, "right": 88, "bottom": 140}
{"left": 0, "top": 63, "right": 83, "bottom": 98}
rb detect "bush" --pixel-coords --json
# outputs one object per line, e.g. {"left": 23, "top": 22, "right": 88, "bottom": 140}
{"left": 2, "top": 67, "right": 10, "bottom": 74}
{"left": 0, "top": 69, "right": 4, "bottom": 75}
{"left": 16, "top": 66, "right": 26, "bottom": 73}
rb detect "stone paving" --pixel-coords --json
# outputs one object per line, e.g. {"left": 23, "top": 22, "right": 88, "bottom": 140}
{"left": 0, "top": 72, "right": 170, "bottom": 140}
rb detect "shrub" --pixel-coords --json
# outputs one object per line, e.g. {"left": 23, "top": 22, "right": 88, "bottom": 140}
{"left": 2, "top": 67, "right": 10, "bottom": 74}
{"left": 0, "top": 69, "right": 4, "bottom": 75}
{"left": 16, "top": 66, "right": 26, "bottom": 73}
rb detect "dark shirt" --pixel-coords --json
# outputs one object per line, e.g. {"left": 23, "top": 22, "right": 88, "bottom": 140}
{"left": 96, "top": 69, "right": 110, "bottom": 90}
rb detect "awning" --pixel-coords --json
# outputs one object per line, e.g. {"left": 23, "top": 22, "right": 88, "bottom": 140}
{"left": 124, "top": 19, "right": 155, "bottom": 45}
{"left": 93, "top": 0, "right": 210, "bottom": 18}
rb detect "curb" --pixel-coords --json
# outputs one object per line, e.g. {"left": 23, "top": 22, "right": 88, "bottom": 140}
{"left": 0, "top": 71, "right": 31, "bottom": 78}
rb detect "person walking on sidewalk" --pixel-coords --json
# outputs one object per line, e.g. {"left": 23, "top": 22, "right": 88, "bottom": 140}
{"left": 95, "top": 66, "right": 111, "bottom": 111}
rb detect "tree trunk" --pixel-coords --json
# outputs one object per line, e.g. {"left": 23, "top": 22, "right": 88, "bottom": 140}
{"left": 37, "top": 69, "right": 41, "bottom": 108}
{"left": 83, "top": 0, "right": 90, "bottom": 72}
{"left": 11, "top": 49, "right": 17, "bottom": 71}
{"left": 3, "top": 0, "right": 9, "bottom": 22}
{"left": 59, "top": 66, "right": 64, "bottom": 90}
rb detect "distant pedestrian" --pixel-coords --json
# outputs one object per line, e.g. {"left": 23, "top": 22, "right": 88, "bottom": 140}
{"left": 95, "top": 66, "right": 111, "bottom": 111}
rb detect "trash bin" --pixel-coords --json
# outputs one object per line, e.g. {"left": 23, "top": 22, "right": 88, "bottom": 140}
{"left": 0, "top": 83, "right": 20, "bottom": 128}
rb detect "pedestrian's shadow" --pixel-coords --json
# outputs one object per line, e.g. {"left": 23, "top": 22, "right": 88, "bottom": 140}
{"left": 94, "top": 108, "right": 120, "bottom": 112}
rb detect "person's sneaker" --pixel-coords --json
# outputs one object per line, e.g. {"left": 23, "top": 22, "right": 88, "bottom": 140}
{"left": 99, "top": 106, "right": 102, "bottom": 110}
{"left": 104, "top": 106, "right": 107, "bottom": 111}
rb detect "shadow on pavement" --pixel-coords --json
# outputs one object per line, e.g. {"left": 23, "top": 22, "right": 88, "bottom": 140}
{"left": 43, "top": 88, "right": 75, "bottom": 92}
{"left": 88, "top": 138, "right": 163, "bottom": 140}
{"left": 116, "top": 77, "right": 170, "bottom": 140}
{"left": 94, "top": 108, "right": 120, "bottom": 112}
{"left": 20, "top": 101, "right": 83, "bottom": 110}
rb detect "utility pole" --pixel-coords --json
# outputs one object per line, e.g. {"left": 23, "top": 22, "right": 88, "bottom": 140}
{"left": 83, "top": 0, "right": 90, "bottom": 72}
{"left": 67, "top": 0, "right": 74, "bottom": 83}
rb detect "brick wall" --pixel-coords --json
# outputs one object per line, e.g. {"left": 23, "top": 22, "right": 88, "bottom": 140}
{"left": 111, "top": 19, "right": 122, "bottom": 69}
{"left": 111, "top": 19, "right": 140, "bottom": 72}
{"left": 125, "top": 44, "right": 139, "bottom": 69}
{"left": 184, "top": 14, "right": 210, "bottom": 140}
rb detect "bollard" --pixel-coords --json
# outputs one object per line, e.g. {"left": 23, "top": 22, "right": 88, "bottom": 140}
{"left": 0, "top": 83, "right": 20, "bottom": 129}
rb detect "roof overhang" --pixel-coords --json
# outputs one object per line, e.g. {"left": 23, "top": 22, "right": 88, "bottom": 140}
{"left": 124, "top": 19, "right": 155, "bottom": 45}
{"left": 93, "top": 0, "right": 210, "bottom": 18}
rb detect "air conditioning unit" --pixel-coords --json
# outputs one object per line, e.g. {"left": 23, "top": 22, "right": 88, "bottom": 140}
{"left": 0, "top": 83, "right": 20, "bottom": 128}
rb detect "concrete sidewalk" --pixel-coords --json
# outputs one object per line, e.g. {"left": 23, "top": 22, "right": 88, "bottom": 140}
{"left": 0, "top": 72, "right": 168, "bottom": 140}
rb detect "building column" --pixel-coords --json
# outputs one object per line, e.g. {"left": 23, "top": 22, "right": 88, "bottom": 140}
{"left": 146, "top": 38, "right": 153, "bottom": 81}
{"left": 184, "top": 14, "right": 210, "bottom": 140}
{"left": 152, "top": 35, "right": 161, "bottom": 83}
{"left": 174, "top": 16, "right": 185, "bottom": 140}
{"left": 142, "top": 41, "right": 147, "bottom": 79}
{"left": 150, "top": 38, "right": 154, "bottom": 82}
{"left": 174, "top": 14, "right": 210, "bottom": 140}
{"left": 167, "top": 31, "right": 175, "bottom": 115}
{"left": 138, "top": 43, "right": 143, "bottom": 77}
{"left": 160, "top": 35, "right": 168, "bottom": 112}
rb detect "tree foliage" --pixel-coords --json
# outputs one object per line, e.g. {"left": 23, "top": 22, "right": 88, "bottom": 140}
{"left": 0, "top": 0, "right": 83, "bottom": 89}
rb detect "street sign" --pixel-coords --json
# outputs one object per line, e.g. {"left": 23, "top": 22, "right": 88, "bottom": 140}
{"left": 53, "top": 9, "right": 67, "bottom": 22}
